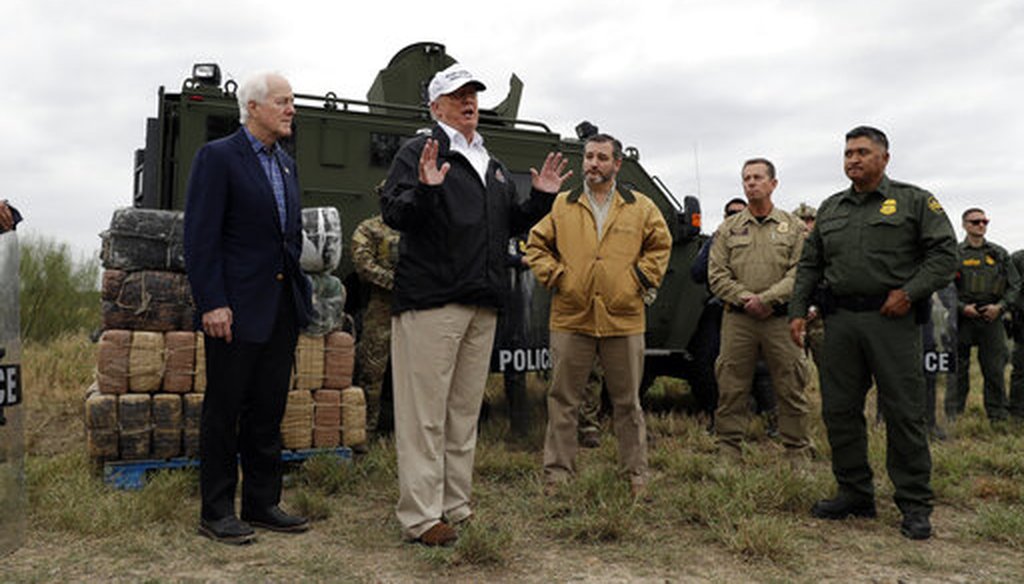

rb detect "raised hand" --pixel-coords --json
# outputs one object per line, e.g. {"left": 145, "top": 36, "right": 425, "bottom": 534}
{"left": 418, "top": 139, "right": 450, "bottom": 186}
{"left": 530, "top": 152, "right": 573, "bottom": 193}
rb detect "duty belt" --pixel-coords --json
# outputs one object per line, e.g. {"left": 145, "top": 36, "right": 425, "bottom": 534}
{"left": 834, "top": 294, "right": 887, "bottom": 312}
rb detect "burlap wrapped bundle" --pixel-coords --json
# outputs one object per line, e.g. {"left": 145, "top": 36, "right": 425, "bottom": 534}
{"left": 162, "top": 332, "right": 195, "bottom": 393}
{"left": 313, "top": 389, "right": 341, "bottom": 448}
{"left": 118, "top": 394, "right": 151, "bottom": 460}
{"left": 151, "top": 394, "right": 183, "bottom": 459}
{"left": 129, "top": 332, "right": 165, "bottom": 392}
{"left": 341, "top": 386, "right": 366, "bottom": 447}
{"left": 292, "top": 334, "right": 325, "bottom": 391}
{"left": 299, "top": 207, "right": 342, "bottom": 273}
{"left": 85, "top": 390, "right": 118, "bottom": 430}
{"left": 101, "top": 270, "right": 194, "bottom": 332}
{"left": 97, "top": 329, "right": 131, "bottom": 394}
{"left": 305, "top": 273, "right": 347, "bottom": 335}
{"left": 194, "top": 333, "right": 206, "bottom": 392}
{"left": 323, "top": 331, "right": 355, "bottom": 389}
{"left": 85, "top": 385, "right": 120, "bottom": 459}
{"left": 100, "top": 207, "right": 185, "bottom": 272}
{"left": 280, "top": 390, "right": 313, "bottom": 450}
{"left": 183, "top": 393, "right": 204, "bottom": 458}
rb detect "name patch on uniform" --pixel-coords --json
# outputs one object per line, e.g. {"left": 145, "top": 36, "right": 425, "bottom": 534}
{"left": 927, "top": 196, "right": 944, "bottom": 214}
{"left": 963, "top": 258, "right": 982, "bottom": 267}
{"left": 879, "top": 199, "right": 897, "bottom": 215}
{"left": 777, "top": 222, "right": 790, "bottom": 234}
{"left": 495, "top": 169, "right": 506, "bottom": 184}
{"left": 731, "top": 227, "right": 749, "bottom": 236}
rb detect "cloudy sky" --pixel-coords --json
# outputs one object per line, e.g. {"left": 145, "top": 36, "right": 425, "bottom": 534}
{"left": 5, "top": 0, "right": 1024, "bottom": 260}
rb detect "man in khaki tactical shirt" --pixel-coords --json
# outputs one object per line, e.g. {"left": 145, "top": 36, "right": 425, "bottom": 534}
{"left": 709, "top": 158, "right": 810, "bottom": 460}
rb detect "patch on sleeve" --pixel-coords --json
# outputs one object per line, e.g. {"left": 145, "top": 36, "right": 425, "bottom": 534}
{"left": 927, "top": 196, "right": 944, "bottom": 214}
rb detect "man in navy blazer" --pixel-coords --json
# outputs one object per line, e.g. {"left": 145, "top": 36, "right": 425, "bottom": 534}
{"left": 184, "top": 71, "right": 312, "bottom": 545}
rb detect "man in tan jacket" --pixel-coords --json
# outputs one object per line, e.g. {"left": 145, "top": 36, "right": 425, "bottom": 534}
{"left": 527, "top": 133, "right": 672, "bottom": 497}
{"left": 709, "top": 158, "right": 810, "bottom": 461}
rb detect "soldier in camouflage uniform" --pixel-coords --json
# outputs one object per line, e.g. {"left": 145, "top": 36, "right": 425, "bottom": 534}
{"left": 352, "top": 213, "right": 400, "bottom": 436}
{"left": 947, "top": 208, "right": 1019, "bottom": 422}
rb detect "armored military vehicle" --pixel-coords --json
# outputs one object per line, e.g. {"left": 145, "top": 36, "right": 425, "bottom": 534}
{"left": 132, "top": 41, "right": 709, "bottom": 395}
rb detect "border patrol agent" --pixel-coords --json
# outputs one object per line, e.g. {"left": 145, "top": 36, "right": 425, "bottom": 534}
{"left": 709, "top": 158, "right": 809, "bottom": 459}
{"left": 790, "top": 126, "right": 957, "bottom": 540}
{"left": 947, "top": 208, "right": 1019, "bottom": 422}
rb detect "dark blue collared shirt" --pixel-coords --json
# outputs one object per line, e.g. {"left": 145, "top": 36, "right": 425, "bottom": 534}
{"left": 243, "top": 127, "right": 287, "bottom": 232}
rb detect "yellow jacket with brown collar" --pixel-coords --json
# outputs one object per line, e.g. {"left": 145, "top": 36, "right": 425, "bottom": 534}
{"left": 526, "top": 184, "right": 672, "bottom": 337}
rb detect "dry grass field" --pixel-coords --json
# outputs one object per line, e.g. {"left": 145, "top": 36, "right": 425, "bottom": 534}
{"left": 4, "top": 333, "right": 1024, "bottom": 582}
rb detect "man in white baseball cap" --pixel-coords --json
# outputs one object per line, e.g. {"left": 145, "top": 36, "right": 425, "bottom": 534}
{"left": 381, "top": 63, "right": 571, "bottom": 546}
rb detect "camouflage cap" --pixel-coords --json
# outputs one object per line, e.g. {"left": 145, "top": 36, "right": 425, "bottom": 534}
{"left": 794, "top": 202, "right": 817, "bottom": 219}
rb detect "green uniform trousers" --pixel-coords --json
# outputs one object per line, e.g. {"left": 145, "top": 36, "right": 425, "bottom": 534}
{"left": 1010, "top": 340, "right": 1024, "bottom": 419}
{"left": 949, "top": 317, "right": 1009, "bottom": 420}
{"left": 820, "top": 309, "right": 932, "bottom": 514}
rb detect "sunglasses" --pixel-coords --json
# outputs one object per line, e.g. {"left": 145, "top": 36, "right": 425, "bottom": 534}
{"left": 967, "top": 219, "right": 990, "bottom": 226}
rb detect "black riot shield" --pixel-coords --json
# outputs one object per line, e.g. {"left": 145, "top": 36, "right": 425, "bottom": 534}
{"left": 0, "top": 229, "right": 24, "bottom": 557}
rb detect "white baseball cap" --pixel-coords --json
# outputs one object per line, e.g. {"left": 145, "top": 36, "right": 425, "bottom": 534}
{"left": 427, "top": 64, "right": 486, "bottom": 104}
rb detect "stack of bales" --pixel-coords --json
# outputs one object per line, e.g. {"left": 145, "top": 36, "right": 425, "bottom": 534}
{"left": 282, "top": 208, "right": 365, "bottom": 450}
{"left": 88, "top": 208, "right": 199, "bottom": 461}
{"left": 86, "top": 207, "right": 365, "bottom": 463}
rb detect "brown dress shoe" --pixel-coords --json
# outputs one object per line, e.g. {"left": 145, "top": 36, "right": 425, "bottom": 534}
{"left": 417, "top": 522, "right": 458, "bottom": 547}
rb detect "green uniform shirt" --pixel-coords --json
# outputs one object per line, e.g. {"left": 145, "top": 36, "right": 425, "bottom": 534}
{"left": 790, "top": 175, "right": 957, "bottom": 317}
{"left": 955, "top": 239, "right": 1019, "bottom": 310}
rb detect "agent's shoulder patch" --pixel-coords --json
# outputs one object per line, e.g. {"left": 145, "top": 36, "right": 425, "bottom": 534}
{"left": 927, "top": 195, "right": 944, "bottom": 214}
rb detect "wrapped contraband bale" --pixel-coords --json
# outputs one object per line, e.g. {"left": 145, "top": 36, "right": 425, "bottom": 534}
{"left": 152, "top": 394, "right": 183, "bottom": 458}
{"left": 85, "top": 384, "right": 119, "bottom": 459}
{"left": 182, "top": 393, "right": 203, "bottom": 458}
{"left": 299, "top": 207, "right": 342, "bottom": 273}
{"left": 87, "top": 429, "right": 119, "bottom": 460}
{"left": 129, "top": 332, "right": 165, "bottom": 393}
{"left": 118, "top": 394, "right": 152, "bottom": 460}
{"left": 102, "top": 270, "right": 194, "bottom": 332}
{"left": 183, "top": 393, "right": 204, "bottom": 429}
{"left": 305, "top": 273, "right": 347, "bottom": 335}
{"left": 341, "top": 386, "right": 366, "bottom": 447}
{"left": 85, "top": 391, "right": 118, "bottom": 430}
{"left": 313, "top": 389, "right": 342, "bottom": 448}
{"left": 100, "top": 207, "right": 185, "bottom": 272}
{"left": 280, "top": 390, "right": 313, "bottom": 450}
{"left": 194, "top": 333, "right": 206, "bottom": 392}
{"left": 183, "top": 429, "right": 200, "bottom": 458}
{"left": 101, "top": 269, "right": 126, "bottom": 301}
{"left": 162, "top": 332, "right": 195, "bottom": 393}
{"left": 323, "top": 331, "right": 355, "bottom": 389}
{"left": 292, "top": 334, "right": 325, "bottom": 391}
{"left": 97, "top": 329, "right": 131, "bottom": 394}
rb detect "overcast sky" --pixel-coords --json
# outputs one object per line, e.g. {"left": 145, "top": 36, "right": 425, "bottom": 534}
{"left": 5, "top": 0, "right": 1024, "bottom": 260}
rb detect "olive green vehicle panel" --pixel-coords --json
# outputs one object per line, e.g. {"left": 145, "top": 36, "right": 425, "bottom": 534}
{"left": 134, "top": 42, "right": 707, "bottom": 364}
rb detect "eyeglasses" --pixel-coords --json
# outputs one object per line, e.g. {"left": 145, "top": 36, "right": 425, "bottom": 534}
{"left": 967, "top": 219, "right": 990, "bottom": 226}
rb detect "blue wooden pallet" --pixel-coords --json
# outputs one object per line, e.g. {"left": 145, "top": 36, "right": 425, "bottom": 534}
{"left": 103, "top": 447, "right": 353, "bottom": 490}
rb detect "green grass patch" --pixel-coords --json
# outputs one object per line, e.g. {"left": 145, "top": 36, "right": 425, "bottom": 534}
{"left": 971, "top": 503, "right": 1024, "bottom": 549}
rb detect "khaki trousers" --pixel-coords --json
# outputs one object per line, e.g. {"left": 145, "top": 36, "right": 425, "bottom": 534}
{"left": 544, "top": 331, "right": 647, "bottom": 483}
{"left": 715, "top": 311, "right": 810, "bottom": 451}
{"left": 392, "top": 304, "right": 497, "bottom": 539}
